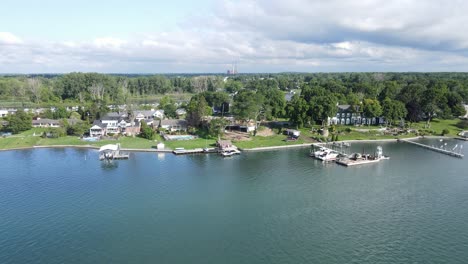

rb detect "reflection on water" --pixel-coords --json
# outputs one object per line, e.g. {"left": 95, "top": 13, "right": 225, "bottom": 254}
{"left": 100, "top": 160, "right": 119, "bottom": 170}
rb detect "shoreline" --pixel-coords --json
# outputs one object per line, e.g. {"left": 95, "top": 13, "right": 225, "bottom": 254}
{"left": 0, "top": 136, "right": 456, "bottom": 153}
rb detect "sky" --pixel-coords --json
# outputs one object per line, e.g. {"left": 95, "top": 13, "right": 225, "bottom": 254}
{"left": 1, "top": 0, "right": 468, "bottom": 73}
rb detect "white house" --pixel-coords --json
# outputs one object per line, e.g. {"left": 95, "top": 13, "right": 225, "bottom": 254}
{"left": 329, "top": 105, "right": 385, "bottom": 126}
{"left": 89, "top": 125, "right": 104, "bottom": 137}
{"left": 160, "top": 119, "right": 188, "bottom": 132}
{"left": 32, "top": 119, "right": 61, "bottom": 128}
{"left": 0, "top": 109, "right": 8, "bottom": 117}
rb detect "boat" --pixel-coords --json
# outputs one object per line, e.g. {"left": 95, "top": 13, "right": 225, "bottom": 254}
{"left": 220, "top": 148, "right": 241, "bottom": 157}
{"left": 336, "top": 146, "right": 389, "bottom": 166}
{"left": 310, "top": 147, "right": 327, "bottom": 157}
{"left": 315, "top": 149, "right": 339, "bottom": 161}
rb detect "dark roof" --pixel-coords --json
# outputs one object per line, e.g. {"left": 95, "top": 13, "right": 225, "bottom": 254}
{"left": 32, "top": 119, "right": 60, "bottom": 125}
{"left": 160, "top": 119, "right": 187, "bottom": 127}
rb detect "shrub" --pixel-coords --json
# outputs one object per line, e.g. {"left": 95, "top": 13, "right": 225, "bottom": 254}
{"left": 345, "top": 127, "right": 352, "bottom": 133}
{"left": 456, "top": 120, "right": 468, "bottom": 129}
{"left": 441, "top": 129, "right": 450, "bottom": 136}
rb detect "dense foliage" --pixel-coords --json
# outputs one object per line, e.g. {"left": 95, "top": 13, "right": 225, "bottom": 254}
{"left": 1, "top": 72, "right": 467, "bottom": 129}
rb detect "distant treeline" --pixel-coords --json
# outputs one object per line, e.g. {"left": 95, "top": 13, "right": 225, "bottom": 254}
{"left": 0, "top": 73, "right": 467, "bottom": 125}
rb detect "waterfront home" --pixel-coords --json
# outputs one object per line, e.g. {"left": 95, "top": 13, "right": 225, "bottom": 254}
{"left": 89, "top": 124, "right": 105, "bottom": 137}
{"left": 31, "top": 118, "right": 80, "bottom": 128}
{"left": 160, "top": 119, "right": 188, "bottom": 132}
{"left": 32, "top": 118, "right": 61, "bottom": 128}
{"left": 133, "top": 110, "right": 164, "bottom": 122}
{"left": 329, "top": 105, "right": 385, "bottom": 126}
{"left": 121, "top": 123, "right": 141, "bottom": 136}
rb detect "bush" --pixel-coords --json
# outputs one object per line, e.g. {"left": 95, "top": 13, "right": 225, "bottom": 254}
{"left": 441, "top": 129, "right": 450, "bottom": 136}
{"left": 345, "top": 127, "right": 352, "bottom": 133}
{"left": 456, "top": 120, "right": 468, "bottom": 129}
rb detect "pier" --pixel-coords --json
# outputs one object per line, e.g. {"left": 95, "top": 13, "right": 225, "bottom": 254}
{"left": 172, "top": 148, "right": 219, "bottom": 155}
{"left": 398, "top": 139, "right": 464, "bottom": 158}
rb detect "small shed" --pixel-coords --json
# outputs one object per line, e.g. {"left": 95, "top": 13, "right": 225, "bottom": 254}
{"left": 157, "top": 143, "right": 165, "bottom": 150}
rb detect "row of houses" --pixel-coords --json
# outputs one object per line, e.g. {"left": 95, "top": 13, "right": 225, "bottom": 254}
{"left": 89, "top": 111, "right": 189, "bottom": 137}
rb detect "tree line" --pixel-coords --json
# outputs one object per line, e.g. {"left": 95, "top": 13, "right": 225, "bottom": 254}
{"left": 1, "top": 72, "right": 467, "bottom": 131}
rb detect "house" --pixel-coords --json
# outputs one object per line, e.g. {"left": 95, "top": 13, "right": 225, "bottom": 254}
{"left": 121, "top": 122, "right": 141, "bottom": 136}
{"left": 31, "top": 118, "right": 80, "bottom": 128}
{"left": 0, "top": 109, "right": 8, "bottom": 117}
{"left": 329, "top": 105, "right": 384, "bottom": 126}
{"left": 160, "top": 119, "right": 188, "bottom": 132}
{"left": 175, "top": 108, "right": 187, "bottom": 117}
{"left": 32, "top": 119, "right": 61, "bottom": 128}
{"left": 133, "top": 110, "right": 164, "bottom": 122}
{"left": 89, "top": 124, "right": 105, "bottom": 137}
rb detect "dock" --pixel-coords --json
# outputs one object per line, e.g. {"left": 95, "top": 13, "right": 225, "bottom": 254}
{"left": 99, "top": 144, "right": 129, "bottom": 160}
{"left": 172, "top": 148, "right": 218, "bottom": 155}
{"left": 336, "top": 157, "right": 383, "bottom": 166}
{"left": 398, "top": 139, "right": 464, "bottom": 158}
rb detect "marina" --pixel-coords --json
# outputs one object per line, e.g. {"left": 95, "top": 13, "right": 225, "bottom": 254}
{"left": 311, "top": 144, "right": 389, "bottom": 166}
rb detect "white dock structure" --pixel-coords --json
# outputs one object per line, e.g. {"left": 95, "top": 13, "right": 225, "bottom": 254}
{"left": 398, "top": 139, "right": 464, "bottom": 158}
{"left": 99, "top": 144, "right": 130, "bottom": 160}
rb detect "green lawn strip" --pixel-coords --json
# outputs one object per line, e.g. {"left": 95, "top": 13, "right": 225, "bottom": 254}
{"left": 409, "top": 118, "right": 462, "bottom": 136}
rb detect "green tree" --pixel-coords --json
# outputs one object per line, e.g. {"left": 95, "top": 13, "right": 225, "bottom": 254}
{"left": 208, "top": 118, "right": 230, "bottom": 137}
{"left": 362, "top": 99, "right": 383, "bottom": 126}
{"left": 6, "top": 110, "right": 32, "bottom": 134}
{"left": 139, "top": 121, "right": 155, "bottom": 140}
{"left": 309, "top": 95, "right": 338, "bottom": 126}
{"left": 224, "top": 79, "right": 243, "bottom": 93}
{"left": 186, "top": 95, "right": 211, "bottom": 127}
{"left": 232, "top": 90, "right": 264, "bottom": 122}
{"left": 382, "top": 98, "right": 407, "bottom": 127}
{"left": 286, "top": 95, "right": 309, "bottom": 128}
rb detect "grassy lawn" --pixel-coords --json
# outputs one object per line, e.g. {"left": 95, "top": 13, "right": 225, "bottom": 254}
{"left": 233, "top": 134, "right": 307, "bottom": 149}
{"left": 1, "top": 118, "right": 463, "bottom": 151}
{"left": 409, "top": 118, "right": 463, "bottom": 136}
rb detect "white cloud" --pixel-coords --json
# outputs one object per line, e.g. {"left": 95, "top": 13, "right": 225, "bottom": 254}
{"left": 2, "top": 0, "right": 468, "bottom": 73}
{"left": 0, "top": 32, "right": 23, "bottom": 45}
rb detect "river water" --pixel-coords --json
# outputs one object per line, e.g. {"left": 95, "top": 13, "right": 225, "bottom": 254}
{"left": 0, "top": 139, "right": 467, "bottom": 263}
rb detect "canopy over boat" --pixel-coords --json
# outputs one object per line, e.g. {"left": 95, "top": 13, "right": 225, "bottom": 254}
{"left": 99, "top": 144, "right": 119, "bottom": 152}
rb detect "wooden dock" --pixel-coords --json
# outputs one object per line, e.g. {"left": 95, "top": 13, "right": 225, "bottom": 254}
{"left": 398, "top": 139, "right": 464, "bottom": 158}
{"left": 336, "top": 158, "right": 384, "bottom": 167}
{"left": 172, "top": 148, "right": 219, "bottom": 155}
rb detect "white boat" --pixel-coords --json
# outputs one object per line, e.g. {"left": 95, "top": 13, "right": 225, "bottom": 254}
{"left": 316, "top": 149, "right": 339, "bottom": 161}
{"left": 310, "top": 147, "right": 327, "bottom": 157}
{"left": 220, "top": 148, "right": 241, "bottom": 157}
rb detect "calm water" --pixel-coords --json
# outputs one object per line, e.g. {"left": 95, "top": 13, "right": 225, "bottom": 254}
{"left": 0, "top": 140, "right": 467, "bottom": 264}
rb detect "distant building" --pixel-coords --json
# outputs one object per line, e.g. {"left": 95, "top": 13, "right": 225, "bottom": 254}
{"left": 0, "top": 109, "right": 8, "bottom": 117}
{"left": 329, "top": 105, "right": 385, "bottom": 126}
{"left": 160, "top": 119, "right": 188, "bottom": 132}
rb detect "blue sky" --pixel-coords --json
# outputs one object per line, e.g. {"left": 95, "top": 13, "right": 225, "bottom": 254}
{"left": 1, "top": 0, "right": 211, "bottom": 40}
{"left": 1, "top": 0, "right": 468, "bottom": 73}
